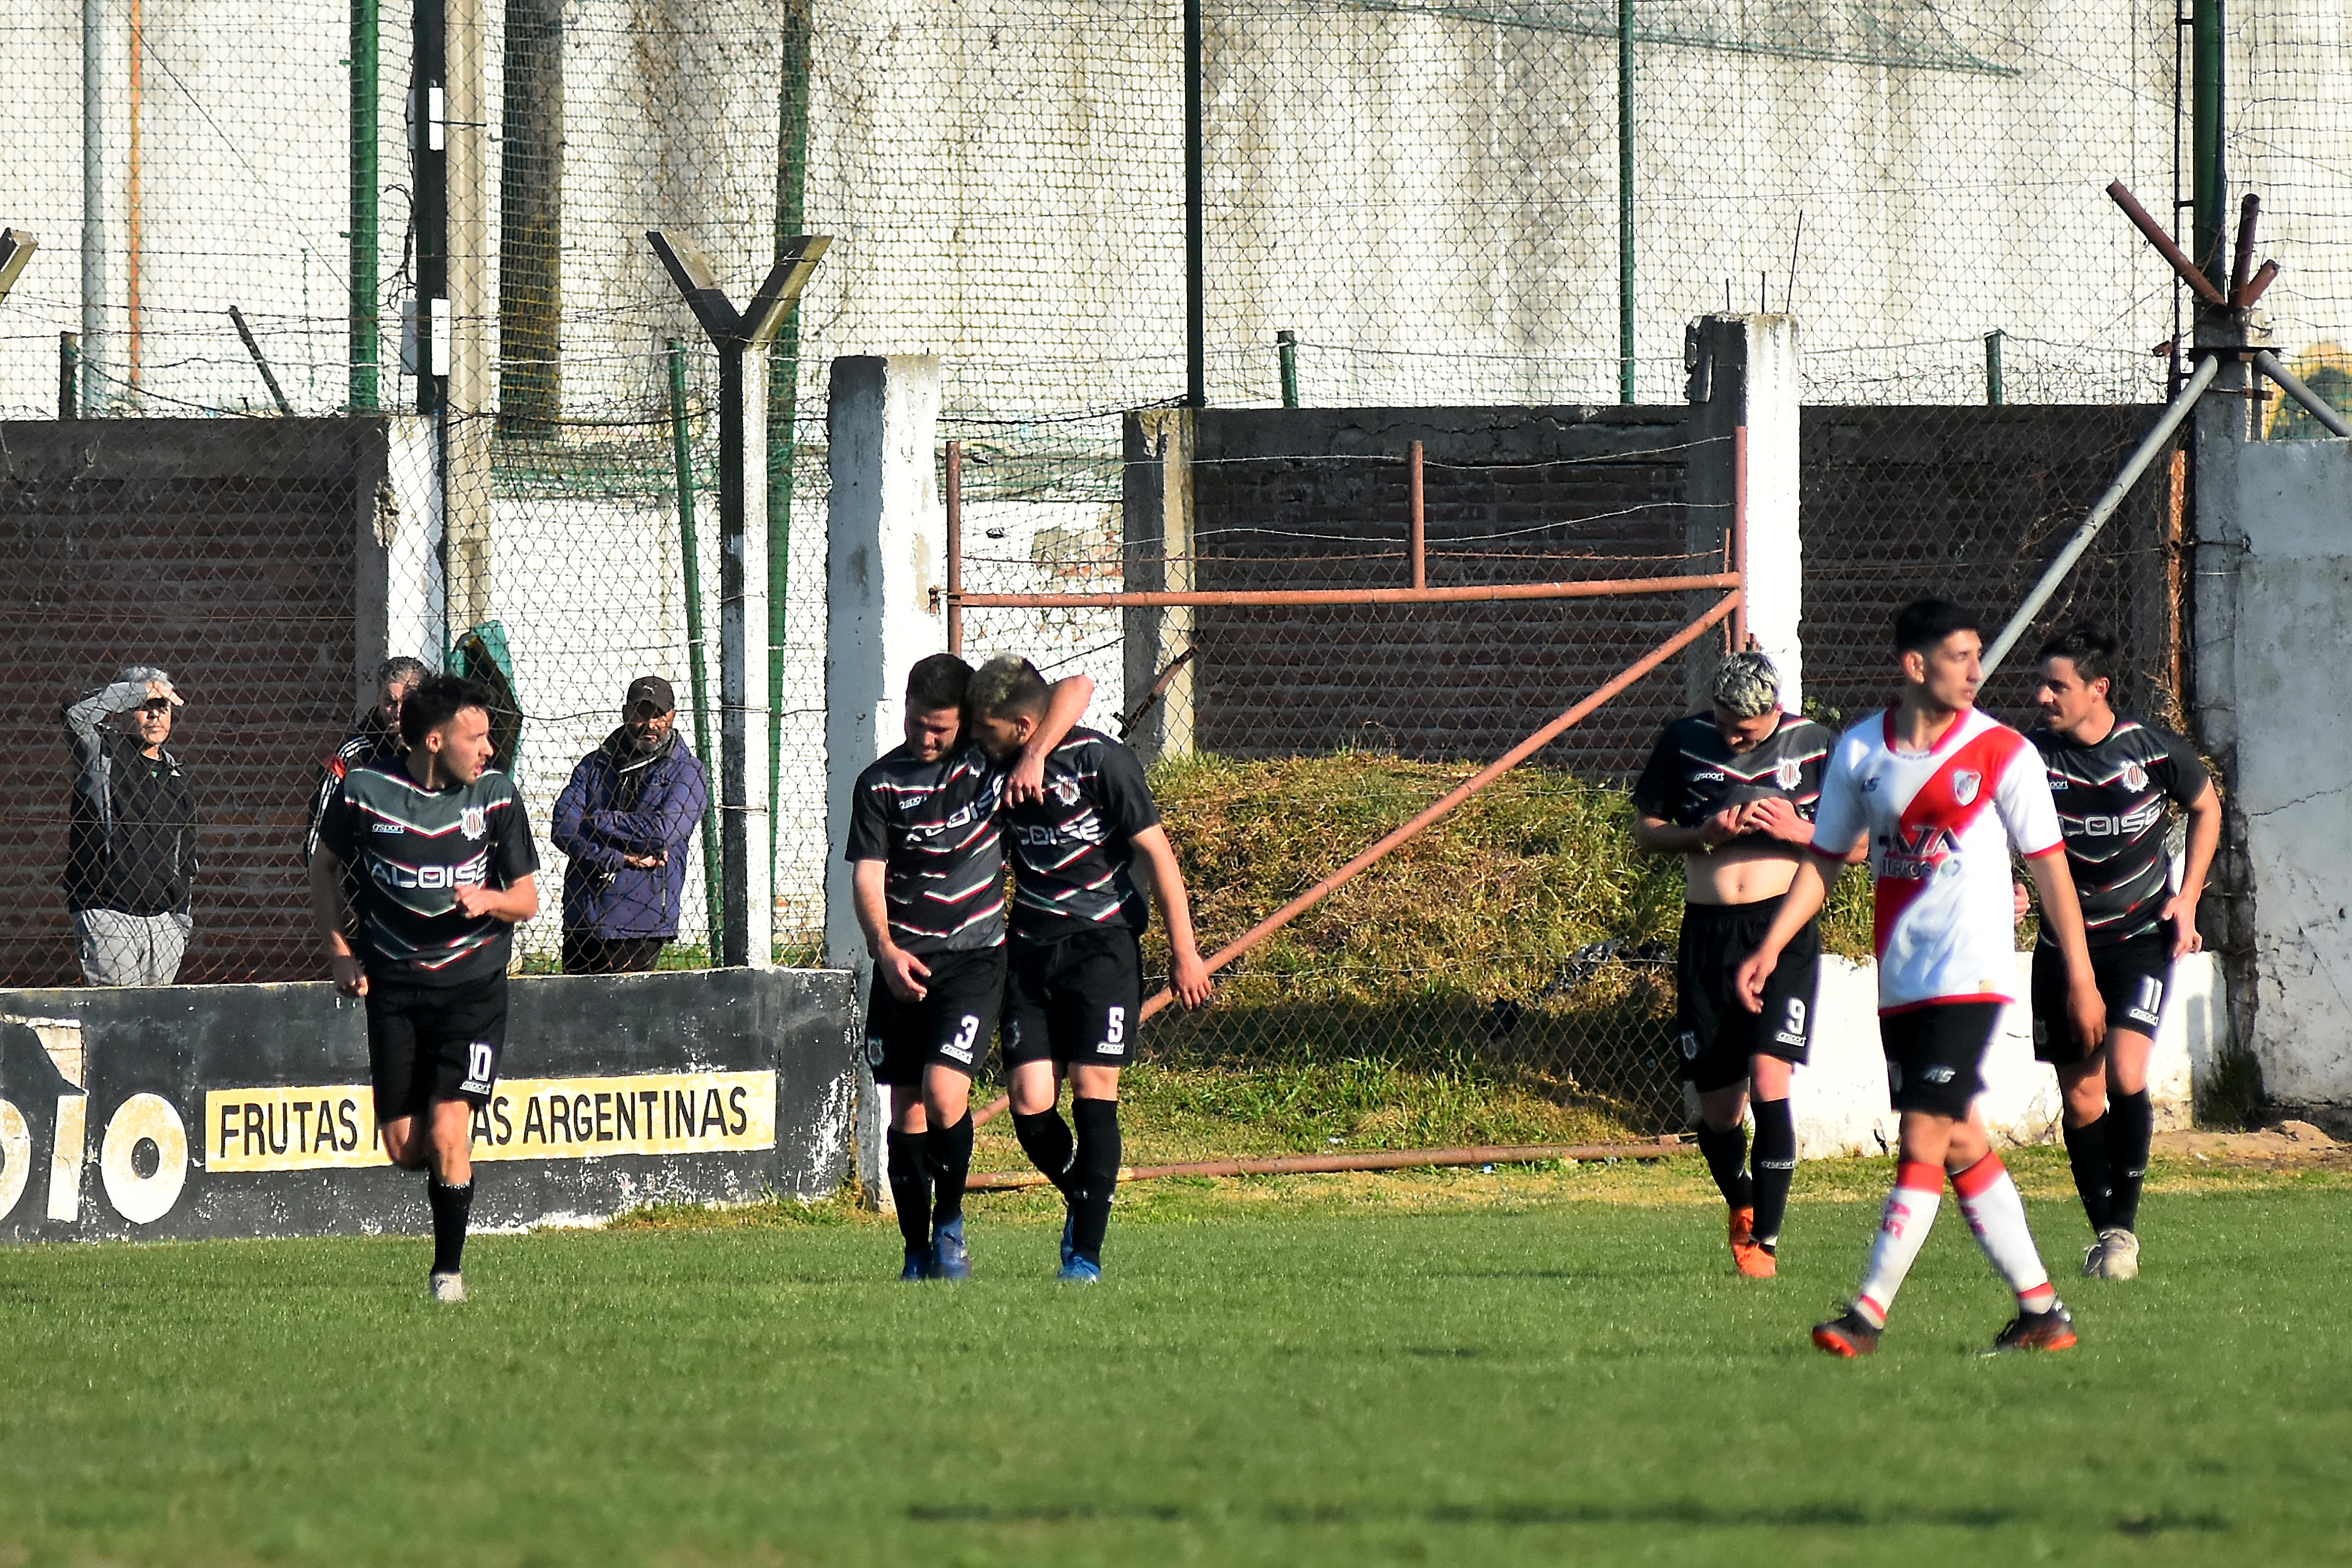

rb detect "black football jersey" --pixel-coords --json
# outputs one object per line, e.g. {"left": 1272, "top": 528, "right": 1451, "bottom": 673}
{"left": 316, "top": 761, "right": 540, "bottom": 985}
{"left": 2028, "top": 717, "right": 2209, "bottom": 949}
{"left": 1631, "top": 711, "right": 1834, "bottom": 844}
{"left": 1002, "top": 727, "right": 1162, "bottom": 942}
{"left": 844, "top": 742, "right": 1008, "bottom": 957}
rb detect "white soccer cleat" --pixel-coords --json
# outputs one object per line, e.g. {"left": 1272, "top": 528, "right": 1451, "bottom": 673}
{"left": 2095, "top": 1228, "right": 2140, "bottom": 1281}
{"left": 430, "top": 1270, "right": 468, "bottom": 1304}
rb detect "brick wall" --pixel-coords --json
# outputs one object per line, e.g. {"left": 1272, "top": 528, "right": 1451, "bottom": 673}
{"left": 0, "top": 419, "right": 387, "bottom": 985}
{"left": 1178, "top": 406, "right": 1706, "bottom": 776}
{"left": 1799, "top": 406, "right": 2179, "bottom": 732}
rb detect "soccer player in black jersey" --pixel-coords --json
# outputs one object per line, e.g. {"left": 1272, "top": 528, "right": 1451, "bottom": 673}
{"left": 845, "top": 654, "right": 1095, "bottom": 1281}
{"left": 967, "top": 656, "right": 1213, "bottom": 1282}
{"left": 2029, "top": 626, "right": 2221, "bottom": 1281}
{"left": 1632, "top": 651, "right": 1836, "bottom": 1277}
{"left": 309, "top": 676, "right": 540, "bottom": 1303}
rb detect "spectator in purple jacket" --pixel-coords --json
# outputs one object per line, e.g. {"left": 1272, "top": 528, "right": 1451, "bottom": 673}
{"left": 551, "top": 676, "right": 710, "bottom": 974}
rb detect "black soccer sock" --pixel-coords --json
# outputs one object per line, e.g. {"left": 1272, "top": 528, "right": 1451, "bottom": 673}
{"left": 1748, "top": 1098, "right": 1796, "bottom": 1251}
{"left": 2062, "top": 1113, "right": 2113, "bottom": 1233}
{"left": 1694, "top": 1120, "right": 1753, "bottom": 1212}
{"left": 2105, "top": 1090, "right": 2154, "bottom": 1233}
{"left": 1012, "top": 1107, "right": 1078, "bottom": 1200}
{"left": 1070, "top": 1097, "right": 1122, "bottom": 1265}
{"left": 885, "top": 1128, "right": 933, "bottom": 1254}
{"left": 427, "top": 1176, "right": 473, "bottom": 1277}
{"left": 926, "top": 1112, "right": 974, "bottom": 1230}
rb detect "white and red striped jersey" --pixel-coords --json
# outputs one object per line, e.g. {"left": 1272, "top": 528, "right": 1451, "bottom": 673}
{"left": 1809, "top": 706, "right": 2064, "bottom": 1014}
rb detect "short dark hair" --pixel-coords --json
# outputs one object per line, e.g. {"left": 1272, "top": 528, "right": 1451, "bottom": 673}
{"left": 904, "top": 653, "right": 973, "bottom": 714}
{"left": 968, "top": 654, "right": 1051, "bottom": 721}
{"left": 399, "top": 674, "right": 498, "bottom": 749}
{"left": 1893, "top": 598, "right": 1980, "bottom": 657}
{"left": 2034, "top": 623, "right": 2120, "bottom": 688}
{"left": 376, "top": 656, "right": 430, "bottom": 689}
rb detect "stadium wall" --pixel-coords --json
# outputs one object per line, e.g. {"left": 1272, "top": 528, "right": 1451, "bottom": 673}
{"left": 2212, "top": 437, "right": 2352, "bottom": 1109}
{"left": 1794, "top": 952, "right": 2223, "bottom": 1159}
{"left": 0, "top": 967, "right": 857, "bottom": 1243}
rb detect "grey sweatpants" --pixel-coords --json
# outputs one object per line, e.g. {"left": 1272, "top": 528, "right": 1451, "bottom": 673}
{"left": 71, "top": 908, "right": 192, "bottom": 986}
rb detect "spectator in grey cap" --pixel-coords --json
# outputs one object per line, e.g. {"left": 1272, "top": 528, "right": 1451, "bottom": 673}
{"left": 61, "top": 666, "right": 199, "bottom": 985}
{"left": 551, "top": 676, "right": 710, "bottom": 973}
{"left": 306, "top": 656, "right": 431, "bottom": 864}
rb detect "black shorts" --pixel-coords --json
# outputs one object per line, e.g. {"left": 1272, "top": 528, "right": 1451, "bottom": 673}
{"left": 363, "top": 969, "right": 509, "bottom": 1121}
{"left": 1676, "top": 898, "right": 1820, "bottom": 1093}
{"left": 2031, "top": 933, "right": 2172, "bottom": 1065}
{"left": 1002, "top": 929, "right": 1143, "bottom": 1071}
{"left": 1879, "top": 1001, "right": 2003, "bottom": 1119}
{"left": 863, "top": 946, "right": 1006, "bottom": 1088}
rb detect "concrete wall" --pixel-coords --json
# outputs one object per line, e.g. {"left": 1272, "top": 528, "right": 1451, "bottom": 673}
{"left": 2213, "top": 439, "right": 2352, "bottom": 1105}
{"left": 0, "top": 967, "right": 857, "bottom": 1242}
{"left": 1792, "top": 953, "right": 2223, "bottom": 1158}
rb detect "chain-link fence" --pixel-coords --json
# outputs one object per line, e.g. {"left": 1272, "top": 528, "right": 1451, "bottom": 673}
{"left": 2, "top": 0, "right": 2344, "bottom": 1143}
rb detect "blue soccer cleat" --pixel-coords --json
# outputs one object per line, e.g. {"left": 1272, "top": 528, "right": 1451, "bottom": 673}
{"left": 931, "top": 1218, "right": 973, "bottom": 1281}
{"left": 899, "top": 1246, "right": 933, "bottom": 1282}
{"left": 1057, "top": 1255, "right": 1101, "bottom": 1285}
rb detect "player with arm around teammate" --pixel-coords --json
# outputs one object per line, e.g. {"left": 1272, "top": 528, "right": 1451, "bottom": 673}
{"left": 309, "top": 676, "right": 540, "bottom": 1304}
{"left": 966, "top": 656, "right": 1214, "bottom": 1283}
{"left": 1736, "top": 599, "right": 2108, "bottom": 1357}
{"left": 2027, "top": 625, "right": 2221, "bottom": 1282}
{"left": 1631, "top": 651, "right": 1836, "bottom": 1278}
{"left": 845, "top": 654, "right": 1097, "bottom": 1281}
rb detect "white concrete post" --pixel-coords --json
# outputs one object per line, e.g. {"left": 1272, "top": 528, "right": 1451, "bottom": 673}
{"left": 1684, "top": 313, "right": 1803, "bottom": 711}
{"left": 823, "top": 354, "right": 945, "bottom": 1201}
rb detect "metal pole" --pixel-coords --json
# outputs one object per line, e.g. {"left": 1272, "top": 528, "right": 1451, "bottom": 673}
{"left": 81, "top": 0, "right": 106, "bottom": 416}
{"left": 350, "top": 0, "right": 380, "bottom": 410}
{"left": 1982, "top": 352, "right": 2221, "bottom": 676}
{"left": 2253, "top": 349, "right": 2352, "bottom": 438}
{"left": 228, "top": 306, "right": 295, "bottom": 414}
{"left": 2192, "top": 0, "right": 2225, "bottom": 285}
{"left": 945, "top": 439, "right": 964, "bottom": 654}
{"left": 59, "top": 332, "right": 80, "bottom": 420}
{"left": 717, "top": 340, "right": 752, "bottom": 967}
{"left": 1185, "top": 0, "right": 1205, "bottom": 408}
{"left": 1617, "top": 0, "right": 1635, "bottom": 404}
{"left": 1407, "top": 440, "right": 1426, "bottom": 590}
{"left": 1277, "top": 330, "right": 1298, "bottom": 408}
{"left": 668, "top": 341, "right": 726, "bottom": 959}
{"left": 1984, "top": 330, "right": 2005, "bottom": 406}
{"left": 954, "top": 571, "right": 1738, "bottom": 611}
{"left": 413, "top": 0, "right": 447, "bottom": 416}
{"left": 767, "top": 0, "right": 814, "bottom": 850}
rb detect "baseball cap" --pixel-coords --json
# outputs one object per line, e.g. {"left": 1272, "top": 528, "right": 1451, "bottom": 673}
{"left": 626, "top": 676, "right": 676, "bottom": 717}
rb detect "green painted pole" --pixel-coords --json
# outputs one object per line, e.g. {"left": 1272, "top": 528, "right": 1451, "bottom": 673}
{"left": 349, "top": 0, "right": 380, "bottom": 410}
{"left": 1617, "top": 0, "right": 1634, "bottom": 404}
{"left": 1984, "top": 330, "right": 2005, "bottom": 406}
{"left": 766, "top": 0, "right": 813, "bottom": 891}
{"left": 670, "top": 340, "right": 726, "bottom": 959}
{"left": 2192, "top": 0, "right": 2224, "bottom": 286}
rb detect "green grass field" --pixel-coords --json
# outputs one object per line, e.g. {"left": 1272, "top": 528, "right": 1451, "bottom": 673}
{"left": 3, "top": 1159, "right": 2348, "bottom": 1567}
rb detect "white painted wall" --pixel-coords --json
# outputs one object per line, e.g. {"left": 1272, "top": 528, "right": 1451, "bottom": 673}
{"left": 2225, "top": 438, "right": 2352, "bottom": 1103}
{"left": 1740, "top": 315, "right": 1802, "bottom": 709}
{"left": 1791, "top": 952, "right": 2222, "bottom": 1158}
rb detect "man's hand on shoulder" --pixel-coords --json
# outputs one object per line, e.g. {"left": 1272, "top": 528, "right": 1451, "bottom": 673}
{"left": 1004, "top": 749, "right": 1049, "bottom": 808}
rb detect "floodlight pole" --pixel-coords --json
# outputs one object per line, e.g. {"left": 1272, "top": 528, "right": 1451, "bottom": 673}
{"left": 647, "top": 230, "right": 829, "bottom": 966}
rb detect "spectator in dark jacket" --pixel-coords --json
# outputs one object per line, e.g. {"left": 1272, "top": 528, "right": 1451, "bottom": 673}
{"left": 304, "top": 657, "right": 430, "bottom": 864}
{"left": 62, "top": 666, "right": 198, "bottom": 985}
{"left": 552, "top": 676, "right": 709, "bottom": 973}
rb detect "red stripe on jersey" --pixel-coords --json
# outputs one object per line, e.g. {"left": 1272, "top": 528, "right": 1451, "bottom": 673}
{"left": 1879, "top": 991, "right": 2010, "bottom": 1016}
{"left": 1869, "top": 723, "right": 2027, "bottom": 959}
{"left": 2021, "top": 840, "right": 2066, "bottom": 860}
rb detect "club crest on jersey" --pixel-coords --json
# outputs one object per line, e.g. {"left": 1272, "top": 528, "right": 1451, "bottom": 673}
{"left": 1950, "top": 770, "right": 1981, "bottom": 806}
{"left": 2121, "top": 759, "right": 2148, "bottom": 792}
{"left": 1051, "top": 776, "right": 1081, "bottom": 807}
{"left": 1774, "top": 757, "right": 1803, "bottom": 790}
{"left": 460, "top": 804, "right": 487, "bottom": 840}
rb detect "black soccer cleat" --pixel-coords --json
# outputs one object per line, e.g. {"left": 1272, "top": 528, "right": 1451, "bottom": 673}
{"left": 1811, "top": 1303, "right": 1882, "bottom": 1358}
{"left": 1990, "top": 1301, "right": 2078, "bottom": 1353}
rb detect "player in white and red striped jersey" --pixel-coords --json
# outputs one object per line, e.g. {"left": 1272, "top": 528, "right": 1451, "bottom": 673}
{"left": 1734, "top": 599, "right": 2110, "bottom": 1357}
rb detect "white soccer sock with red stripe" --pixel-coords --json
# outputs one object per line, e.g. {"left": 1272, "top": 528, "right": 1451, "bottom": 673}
{"left": 1852, "top": 1160, "right": 1944, "bottom": 1329}
{"left": 1953, "top": 1152, "right": 2058, "bottom": 1313}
